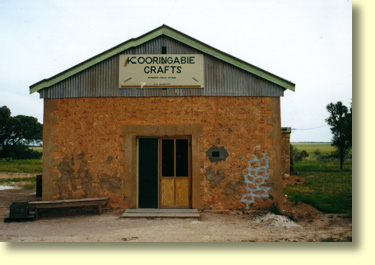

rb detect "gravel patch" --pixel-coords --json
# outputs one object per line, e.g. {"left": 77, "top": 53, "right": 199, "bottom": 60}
{"left": 251, "top": 213, "right": 301, "bottom": 227}
{"left": 0, "top": 185, "right": 19, "bottom": 191}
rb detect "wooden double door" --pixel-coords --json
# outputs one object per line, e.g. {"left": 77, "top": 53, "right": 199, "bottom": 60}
{"left": 138, "top": 137, "right": 191, "bottom": 208}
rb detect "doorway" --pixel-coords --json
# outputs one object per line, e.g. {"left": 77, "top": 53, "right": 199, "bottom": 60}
{"left": 138, "top": 137, "right": 191, "bottom": 209}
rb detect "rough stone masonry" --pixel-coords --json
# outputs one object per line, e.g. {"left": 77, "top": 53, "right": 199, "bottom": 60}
{"left": 42, "top": 96, "right": 283, "bottom": 210}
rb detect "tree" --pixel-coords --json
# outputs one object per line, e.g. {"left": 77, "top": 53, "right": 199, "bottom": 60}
{"left": 0, "top": 106, "right": 43, "bottom": 159}
{"left": 325, "top": 101, "right": 352, "bottom": 170}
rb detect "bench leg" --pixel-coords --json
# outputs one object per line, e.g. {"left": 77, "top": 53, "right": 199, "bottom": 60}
{"left": 34, "top": 209, "right": 38, "bottom": 220}
{"left": 98, "top": 205, "right": 102, "bottom": 215}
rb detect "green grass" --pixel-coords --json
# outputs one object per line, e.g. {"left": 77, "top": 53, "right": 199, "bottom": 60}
{"left": 30, "top": 146, "right": 43, "bottom": 153}
{"left": 20, "top": 183, "right": 36, "bottom": 189}
{"left": 0, "top": 159, "right": 42, "bottom": 173}
{"left": 293, "top": 159, "right": 352, "bottom": 172}
{"left": 0, "top": 177, "right": 37, "bottom": 190}
{"left": 284, "top": 143, "right": 352, "bottom": 214}
{"left": 284, "top": 166, "right": 352, "bottom": 213}
{"left": 291, "top": 142, "right": 335, "bottom": 155}
{"left": 0, "top": 177, "right": 36, "bottom": 184}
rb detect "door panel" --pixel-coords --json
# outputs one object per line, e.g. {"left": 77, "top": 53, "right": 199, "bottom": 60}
{"left": 175, "top": 178, "right": 189, "bottom": 207}
{"left": 161, "top": 178, "right": 175, "bottom": 207}
{"left": 138, "top": 138, "right": 159, "bottom": 208}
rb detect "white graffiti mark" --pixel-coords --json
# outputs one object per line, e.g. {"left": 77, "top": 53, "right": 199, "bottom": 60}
{"left": 240, "top": 152, "right": 272, "bottom": 209}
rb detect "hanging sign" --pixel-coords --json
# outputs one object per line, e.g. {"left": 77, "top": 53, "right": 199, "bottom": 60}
{"left": 119, "top": 54, "right": 204, "bottom": 88}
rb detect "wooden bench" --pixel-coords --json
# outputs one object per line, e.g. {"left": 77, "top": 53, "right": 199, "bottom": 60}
{"left": 28, "top": 197, "right": 109, "bottom": 220}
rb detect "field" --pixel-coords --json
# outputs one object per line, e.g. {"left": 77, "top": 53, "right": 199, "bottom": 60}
{"left": 284, "top": 142, "right": 352, "bottom": 214}
{"left": 0, "top": 159, "right": 42, "bottom": 174}
{"left": 0, "top": 147, "right": 42, "bottom": 190}
{"left": 0, "top": 146, "right": 42, "bottom": 174}
{"left": 291, "top": 142, "right": 335, "bottom": 154}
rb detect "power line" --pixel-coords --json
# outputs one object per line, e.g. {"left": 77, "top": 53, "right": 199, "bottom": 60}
{"left": 292, "top": 125, "right": 328, "bottom": 131}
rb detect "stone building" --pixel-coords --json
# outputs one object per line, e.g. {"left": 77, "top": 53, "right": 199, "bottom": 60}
{"left": 30, "top": 25, "right": 295, "bottom": 211}
{"left": 281, "top": 127, "right": 292, "bottom": 177}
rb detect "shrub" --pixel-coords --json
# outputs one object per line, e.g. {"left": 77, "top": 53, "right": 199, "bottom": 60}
{"left": 317, "top": 150, "right": 344, "bottom": 162}
{"left": 293, "top": 148, "right": 309, "bottom": 162}
{"left": 313, "top": 149, "right": 322, "bottom": 157}
{"left": 0, "top": 144, "right": 42, "bottom": 159}
{"left": 290, "top": 144, "right": 295, "bottom": 173}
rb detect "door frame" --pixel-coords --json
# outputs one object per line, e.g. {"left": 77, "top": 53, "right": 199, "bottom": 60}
{"left": 121, "top": 124, "right": 203, "bottom": 210}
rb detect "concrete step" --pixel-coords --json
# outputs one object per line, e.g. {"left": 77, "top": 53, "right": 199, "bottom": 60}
{"left": 121, "top": 208, "right": 200, "bottom": 219}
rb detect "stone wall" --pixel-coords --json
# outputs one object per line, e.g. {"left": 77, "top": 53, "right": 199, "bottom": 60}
{"left": 281, "top": 131, "right": 291, "bottom": 176}
{"left": 42, "top": 96, "right": 283, "bottom": 210}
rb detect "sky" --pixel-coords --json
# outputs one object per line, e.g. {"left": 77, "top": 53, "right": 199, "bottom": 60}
{"left": 0, "top": 0, "right": 352, "bottom": 142}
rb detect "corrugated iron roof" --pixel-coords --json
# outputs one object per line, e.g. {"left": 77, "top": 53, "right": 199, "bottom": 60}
{"left": 30, "top": 24, "right": 295, "bottom": 94}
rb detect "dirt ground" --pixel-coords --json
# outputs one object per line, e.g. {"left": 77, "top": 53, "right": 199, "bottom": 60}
{"left": 0, "top": 173, "right": 352, "bottom": 242}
